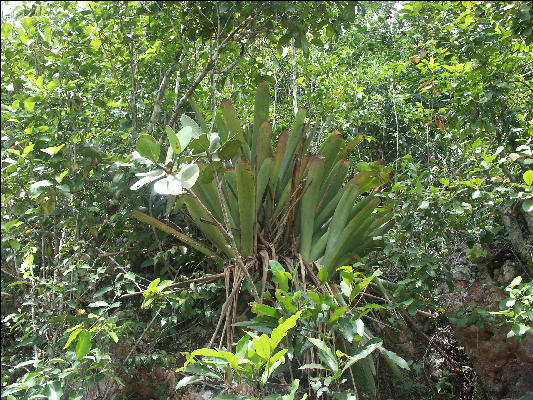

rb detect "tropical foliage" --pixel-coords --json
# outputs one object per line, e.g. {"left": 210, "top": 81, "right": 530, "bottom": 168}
{"left": 1, "top": 1, "right": 532, "bottom": 399}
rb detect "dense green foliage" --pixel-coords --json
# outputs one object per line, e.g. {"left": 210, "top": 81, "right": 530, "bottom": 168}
{"left": 1, "top": 1, "right": 531, "bottom": 399}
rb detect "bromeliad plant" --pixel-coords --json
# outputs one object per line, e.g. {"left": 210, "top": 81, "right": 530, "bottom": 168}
{"left": 130, "top": 82, "right": 393, "bottom": 348}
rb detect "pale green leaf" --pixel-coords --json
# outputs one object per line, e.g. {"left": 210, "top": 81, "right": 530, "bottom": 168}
{"left": 379, "top": 347, "right": 410, "bottom": 369}
{"left": 63, "top": 328, "right": 82, "bottom": 349}
{"left": 523, "top": 170, "right": 533, "bottom": 186}
{"left": 271, "top": 311, "right": 301, "bottom": 349}
{"left": 75, "top": 330, "right": 92, "bottom": 359}
{"left": 253, "top": 333, "right": 271, "bottom": 359}
{"left": 522, "top": 199, "right": 533, "bottom": 213}
{"left": 177, "top": 126, "right": 194, "bottom": 153}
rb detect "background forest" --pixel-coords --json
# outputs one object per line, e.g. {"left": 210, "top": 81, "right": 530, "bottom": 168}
{"left": 1, "top": 1, "right": 532, "bottom": 400}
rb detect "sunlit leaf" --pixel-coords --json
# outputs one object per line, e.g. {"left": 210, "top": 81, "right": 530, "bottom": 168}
{"left": 75, "top": 330, "right": 92, "bottom": 359}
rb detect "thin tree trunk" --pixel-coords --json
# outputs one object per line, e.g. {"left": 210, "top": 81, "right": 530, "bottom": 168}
{"left": 273, "top": 65, "right": 278, "bottom": 134}
{"left": 391, "top": 81, "right": 400, "bottom": 179}
{"left": 291, "top": 39, "right": 298, "bottom": 115}
{"left": 210, "top": 38, "right": 217, "bottom": 130}
{"left": 128, "top": 25, "right": 139, "bottom": 140}
{"left": 146, "top": 66, "right": 174, "bottom": 136}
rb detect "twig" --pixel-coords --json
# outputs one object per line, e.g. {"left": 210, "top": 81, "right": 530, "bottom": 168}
{"left": 124, "top": 309, "right": 161, "bottom": 363}
{"left": 120, "top": 273, "right": 226, "bottom": 298}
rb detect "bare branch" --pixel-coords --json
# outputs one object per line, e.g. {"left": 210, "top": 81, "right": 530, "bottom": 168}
{"left": 146, "top": 65, "right": 176, "bottom": 136}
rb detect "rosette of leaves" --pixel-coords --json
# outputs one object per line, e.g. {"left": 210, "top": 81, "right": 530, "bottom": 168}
{"left": 131, "top": 82, "right": 393, "bottom": 347}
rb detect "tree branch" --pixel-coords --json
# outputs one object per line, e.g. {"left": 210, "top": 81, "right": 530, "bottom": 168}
{"left": 168, "top": 15, "right": 256, "bottom": 128}
{"left": 146, "top": 65, "right": 176, "bottom": 136}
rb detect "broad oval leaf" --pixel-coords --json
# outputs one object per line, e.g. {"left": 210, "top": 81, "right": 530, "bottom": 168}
{"left": 189, "top": 134, "right": 210, "bottom": 154}
{"left": 88, "top": 301, "right": 108, "bottom": 308}
{"left": 154, "top": 176, "right": 181, "bottom": 195}
{"left": 181, "top": 114, "right": 202, "bottom": 137}
{"left": 44, "top": 381, "right": 63, "bottom": 400}
{"left": 63, "top": 328, "right": 82, "bottom": 349}
{"left": 177, "top": 126, "right": 194, "bottom": 153}
{"left": 178, "top": 163, "right": 200, "bottom": 191}
{"left": 218, "top": 139, "right": 242, "bottom": 160}
{"left": 522, "top": 199, "right": 533, "bottom": 213}
{"left": 108, "top": 330, "right": 119, "bottom": 343}
{"left": 318, "top": 266, "right": 329, "bottom": 284}
{"left": 209, "top": 133, "right": 220, "bottom": 152}
{"left": 29, "top": 180, "right": 53, "bottom": 196}
{"left": 251, "top": 303, "right": 282, "bottom": 318}
{"left": 253, "top": 333, "right": 271, "bottom": 359}
{"left": 136, "top": 134, "right": 160, "bottom": 162}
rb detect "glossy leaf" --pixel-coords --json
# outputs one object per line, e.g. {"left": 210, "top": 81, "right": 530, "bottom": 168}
{"left": 136, "top": 134, "right": 160, "bottom": 162}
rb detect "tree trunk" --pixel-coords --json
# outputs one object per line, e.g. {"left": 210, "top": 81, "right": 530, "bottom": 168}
{"left": 438, "top": 260, "right": 533, "bottom": 399}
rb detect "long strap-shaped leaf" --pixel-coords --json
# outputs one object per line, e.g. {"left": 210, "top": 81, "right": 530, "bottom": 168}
{"left": 220, "top": 99, "right": 243, "bottom": 137}
{"left": 193, "top": 181, "right": 225, "bottom": 225}
{"left": 236, "top": 159, "right": 256, "bottom": 257}
{"left": 183, "top": 195, "right": 234, "bottom": 258}
{"left": 268, "top": 129, "right": 289, "bottom": 202}
{"left": 323, "top": 197, "right": 381, "bottom": 274}
{"left": 255, "top": 121, "right": 273, "bottom": 173}
{"left": 188, "top": 98, "right": 209, "bottom": 134}
{"left": 316, "top": 160, "right": 349, "bottom": 218}
{"left": 318, "top": 133, "right": 344, "bottom": 178}
{"left": 216, "top": 111, "right": 229, "bottom": 143}
{"left": 131, "top": 210, "right": 223, "bottom": 263}
{"left": 324, "top": 183, "right": 359, "bottom": 257}
{"left": 256, "top": 158, "right": 273, "bottom": 227}
{"left": 278, "top": 108, "right": 306, "bottom": 193}
{"left": 252, "top": 82, "right": 270, "bottom": 170}
{"left": 299, "top": 155, "right": 325, "bottom": 261}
